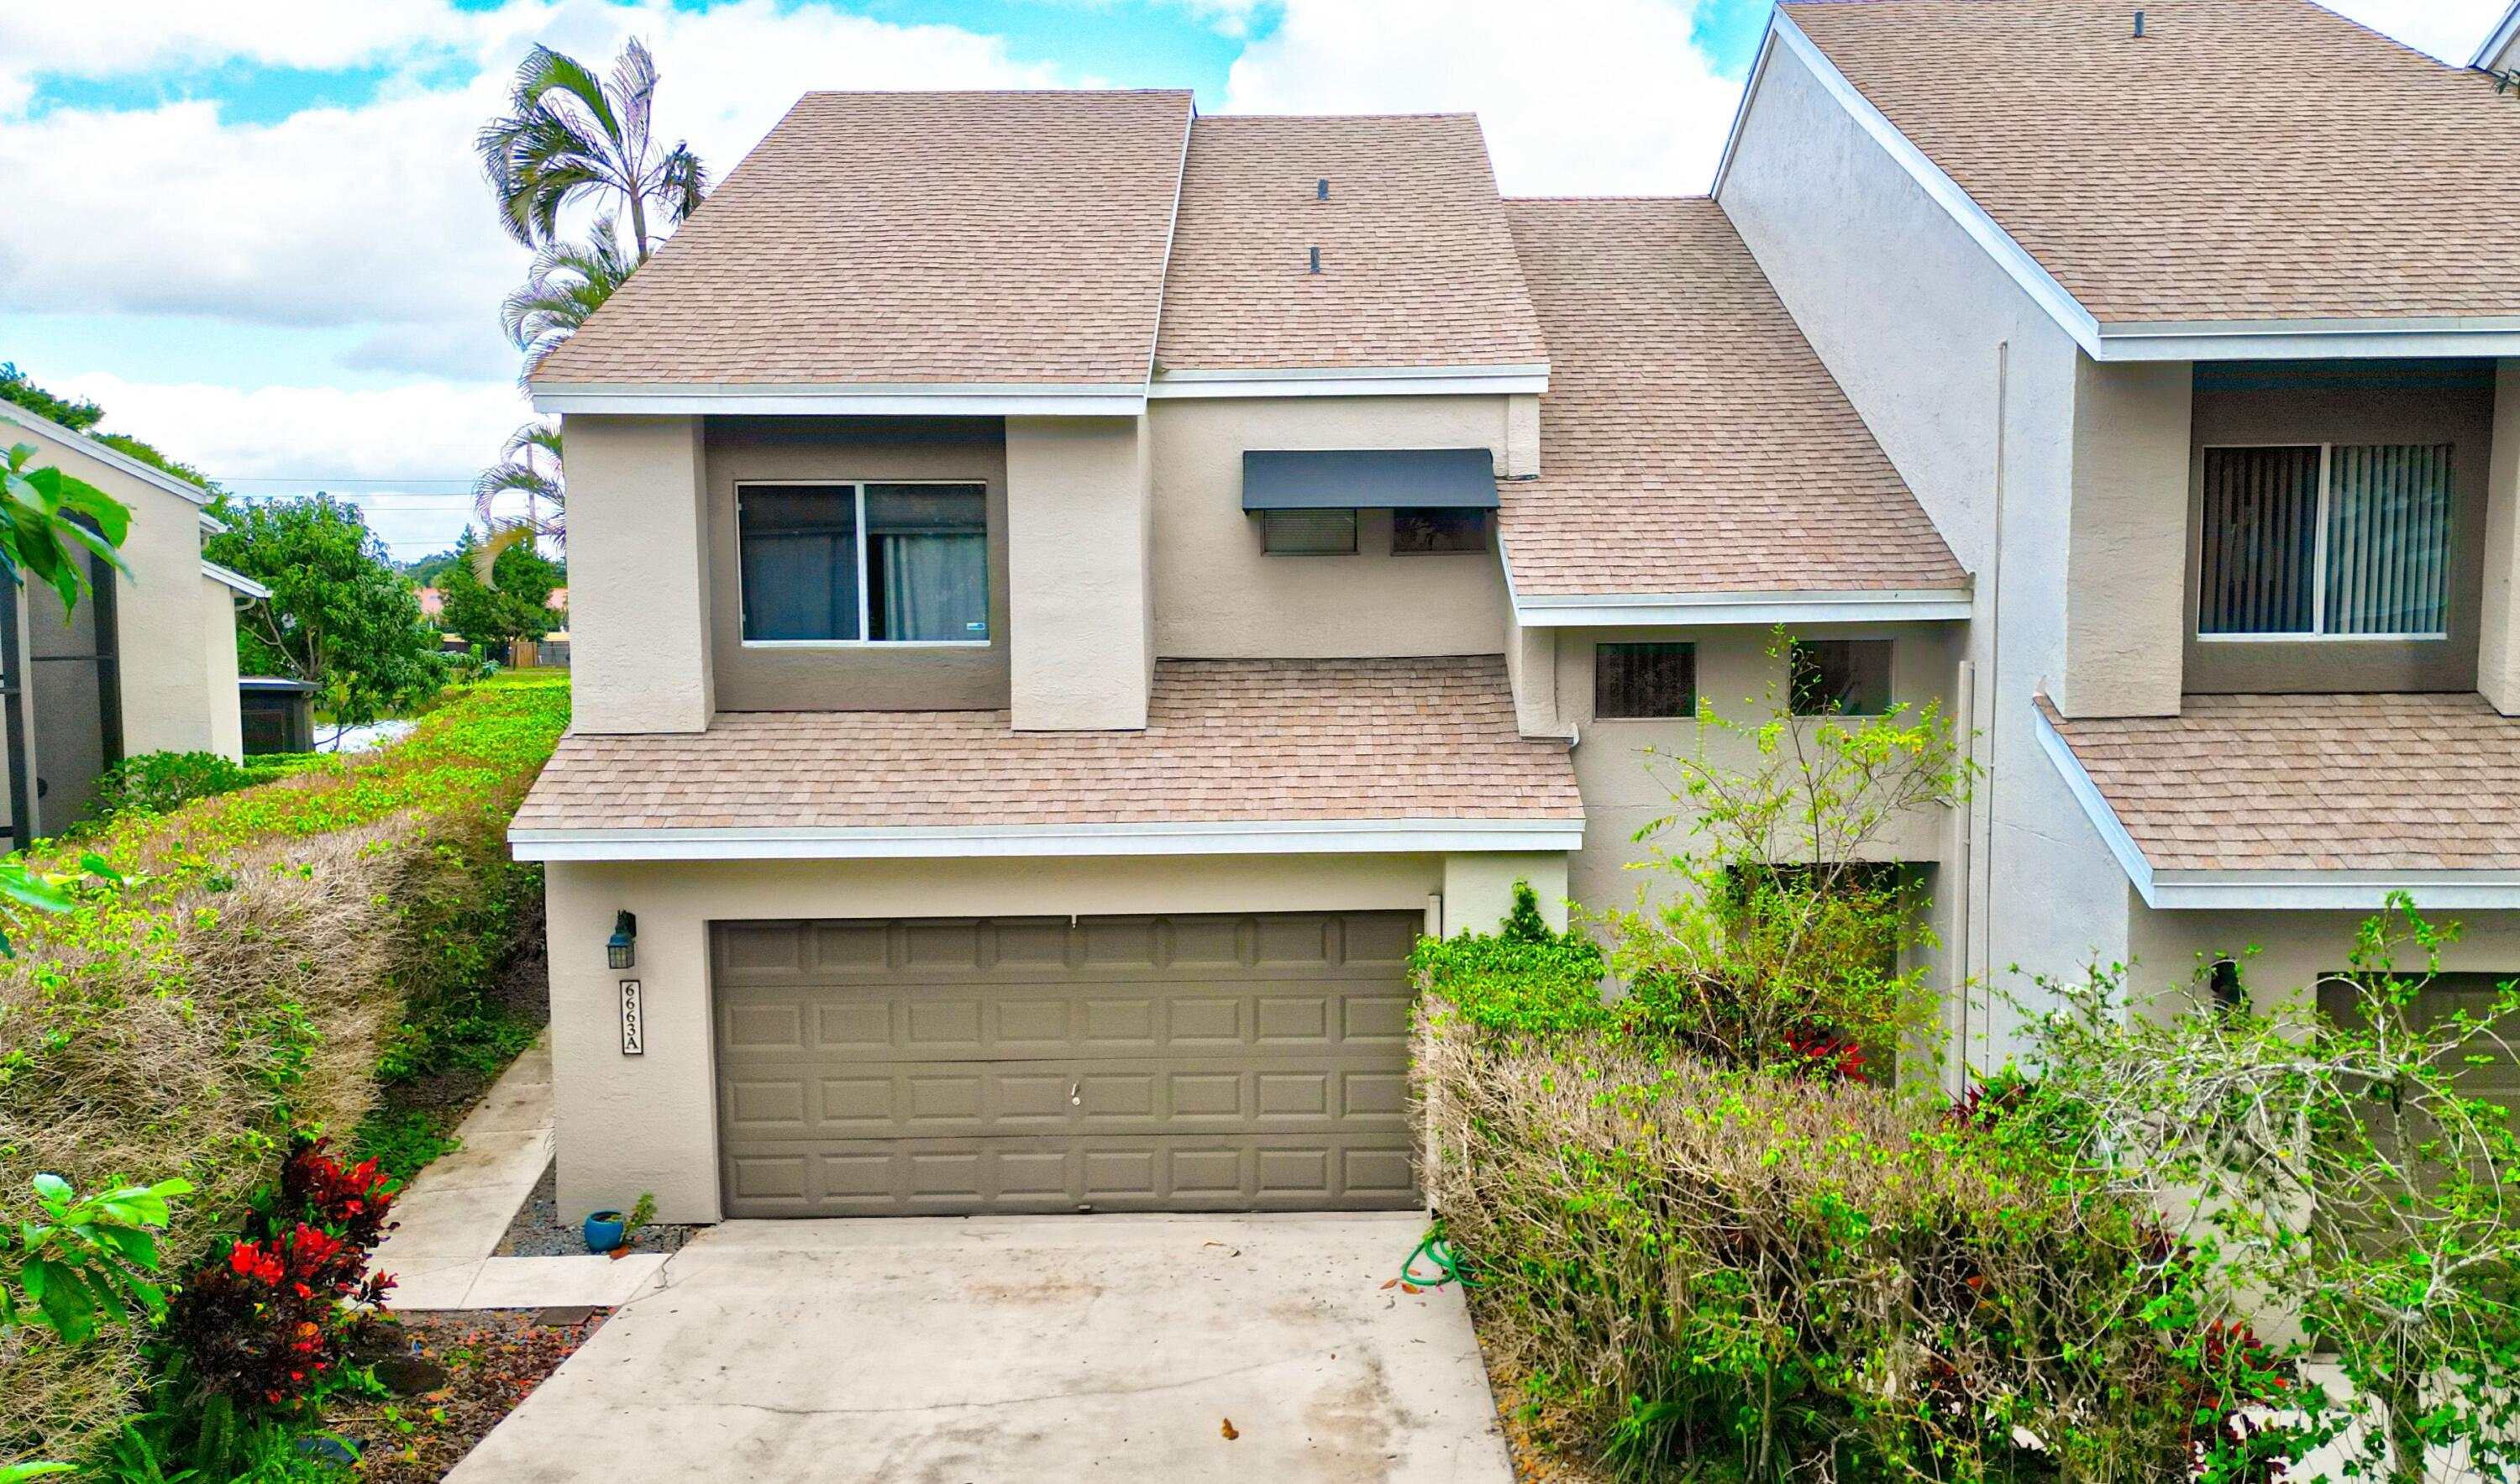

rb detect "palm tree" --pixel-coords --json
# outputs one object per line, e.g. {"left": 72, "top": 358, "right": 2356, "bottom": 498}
{"left": 475, "top": 38, "right": 706, "bottom": 262}
{"left": 501, "top": 217, "right": 637, "bottom": 384}
{"left": 472, "top": 422, "right": 565, "bottom": 550}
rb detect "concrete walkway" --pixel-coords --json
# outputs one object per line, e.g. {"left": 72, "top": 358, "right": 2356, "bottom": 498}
{"left": 369, "top": 1039, "right": 665, "bottom": 1310}
{"left": 448, "top": 1212, "right": 1513, "bottom": 1483}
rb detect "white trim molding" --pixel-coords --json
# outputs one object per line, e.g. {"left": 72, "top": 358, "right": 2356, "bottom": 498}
{"left": 1148, "top": 364, "right": 1550, "bottom": 400}
{"left": 0, "top": 403, "right": 215, "bottom": 507}
{"left": 2475, "top": 0, "right": 2520, "bottom": 71}
{"left": 202, "top": 560, "right": 271, "bottom": 600}
{"left": 1719, "top": 13, "right": 2520, "bottom": 366}
{"left": 532, "top": 381, "right": 1148, "bottom": 417}
{"left": 1514, "top": 588, "right": 1973, "bottom": 628}
{"left": 510, "top": 816, "right": 1586, "bottom": 863}
{"left": 2034, "top": 705, "right": 2520, "bottom": 910}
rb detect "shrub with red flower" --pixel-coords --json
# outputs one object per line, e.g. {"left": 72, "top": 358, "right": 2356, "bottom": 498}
{"left": 164, "top": 1137, "right": 398, "bottom": 1413}
{"left": 1782, "top": 1025, "right": 1868, "bottom": 1083}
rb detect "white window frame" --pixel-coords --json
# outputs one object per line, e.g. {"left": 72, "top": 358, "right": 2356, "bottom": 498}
{"left": 2196, "top": 441, "right": 2450, "bottom": 644}
{"left": 735, "top": 479, "right": 993, "bottom": 649}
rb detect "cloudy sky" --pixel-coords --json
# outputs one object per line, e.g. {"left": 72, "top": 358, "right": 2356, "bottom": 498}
{"left": 3, "top": 0, "right": 2507, "bottom": 558}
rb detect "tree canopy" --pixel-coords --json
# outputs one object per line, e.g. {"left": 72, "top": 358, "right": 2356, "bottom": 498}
{"left": 203, "top": 494, "right": 444, "bottom": 735}
{"left": 436, "top": 527, "right": 562, "bottom": 652}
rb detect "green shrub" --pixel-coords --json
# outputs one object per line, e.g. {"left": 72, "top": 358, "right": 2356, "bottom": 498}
{"left": 0, "top": 677, "right": 568, "bottom": 1458}
{"left": 1411, "top": 881, "right": 1609, "bottom": 1038}
{"left": 1418, "top": 1012, "right": 2292, "bottom": 1483}
{"left": 83, "top": 752, "right": 260, "bottom": 825}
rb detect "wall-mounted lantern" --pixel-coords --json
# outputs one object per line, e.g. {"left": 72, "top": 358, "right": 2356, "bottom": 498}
{"left": 606, "top": 910, "right": 638, "bottom": 971}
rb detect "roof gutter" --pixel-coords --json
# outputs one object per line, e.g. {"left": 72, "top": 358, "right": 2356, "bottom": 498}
{"left": 1722, "top": 13, "right": 2520, "bottom": 367}
{"left": 2034, "top": 704, "right": 2520, "bottom": 910}
{"left": 202, "top": 560, "right": 272, "bottom": 600}
{"left": 1148, "top": 364, "right": 1549, "bottom": 399}
{"left": 509, "top": 816, "right": 1585, "bottom": 863}
{"left": 1512, "top": 588, "right": 1973, "bottom": 627}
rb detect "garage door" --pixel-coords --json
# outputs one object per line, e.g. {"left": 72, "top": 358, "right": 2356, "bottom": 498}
{"left": 712, "top": 911, "right": 1423, "bottom": 1216}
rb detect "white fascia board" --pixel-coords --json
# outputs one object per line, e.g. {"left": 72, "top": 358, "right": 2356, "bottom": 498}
{"left": 1514, "top": 590, "right": 1974, "bottom": 627}
{"left": 509, "top": 816, "right": 1587, "bottom": 863}
{"left": 2092, "top": 317, "right": 2520, "bottom": 363}
{"left": 0, "top": 403, "right": 214, "bottom": 506}
{"left": 1147, "top": 364, "right": 1550, "bottom": 400}
{"left": 202, "top": 560, "right": 271, "bottom": 599}
{"left": 531, "top": 382, "right": 1148, "bottom": 417}
{"left": 2475, "top": 1, "right": 2520, "bottom": 70}
{"left": 2034, "top": 705, "right": 2520, "bottom": 910}
{"left": 199, "top": 510, "right": 229, "bottom": 535}
{"left": 1731, "top": 14, "right": 2520, "bottom": 369}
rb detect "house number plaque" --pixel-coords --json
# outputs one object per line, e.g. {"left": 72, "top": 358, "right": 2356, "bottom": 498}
{"left": 618, "top": 979, "right": 644, "bottom": 1056}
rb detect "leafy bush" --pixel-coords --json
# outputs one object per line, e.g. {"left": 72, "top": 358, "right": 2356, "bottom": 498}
{"left": 0, "top": 674, "right": 568, "bottom": 1458}
{"left": 1411, "top": 881, "right": 1609, "bottom": 1039}
{"left": 164, "top": 1139, "right": 394, "bottom": 1414}
{"left": 1418, "top": 1012, "right": 2296, "bottom": 1483}
{"left": 344, "top": 1109, "right": 459, "bottom": 1186}
{"left": 84, "top": 752, "right": 260, "bottom": 824}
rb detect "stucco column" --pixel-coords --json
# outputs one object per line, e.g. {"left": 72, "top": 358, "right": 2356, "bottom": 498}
{"left": 2480, "top": 359, "right": 2520, "bottom": 714}
{"left": 1005, "top": 416, "right": 1153, "bottom": 730}
{"left": 562, "top": 415, "right": 711, "bottom": 734}
{"left": 2061, "top": 358, "right": 2190, "bottom": 718}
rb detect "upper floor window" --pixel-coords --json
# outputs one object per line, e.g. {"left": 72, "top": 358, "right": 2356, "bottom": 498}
{"left": 738, "top": 481, "right": 989, "bottom": 644}
{"left": 1594, "top": 642, "right": 1695, "bottom": 719}
{"left": 1789, "top": 639, "right": 1893, "bottom": 716}
{"left": 2197, "top": 443, "right": 2451, "bottom": 640}
{"left": 1391, "top": 508, "right": 1486, "bottom": 555}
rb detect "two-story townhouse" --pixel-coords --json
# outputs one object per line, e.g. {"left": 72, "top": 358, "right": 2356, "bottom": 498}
{"left": 510, "top": 90, "right": 1970, "bottom": 1223}
{"left": 1715, "top": 0, "right": 2520, "bottom": 1081}
{"left": 3, "top": 403, "right": 263, "bottom": 845}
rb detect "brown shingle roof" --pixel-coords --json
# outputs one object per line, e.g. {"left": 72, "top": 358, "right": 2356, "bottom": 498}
{"left": 1152, "top": 115, "right": 1548, "bottom": 373}
{"left": 1499, "top": 197, "right": 1965, "bottom": 598}
{"left": 2040, "top": 693, "right": 2520, "bottom": 873}
{"left": 1783, "top": 0, "right": 2520, "bottom": 325}
{"left": 533, "top": 91, "right": 1192, "bottom": 388}
{"left": 512, "top": 656, "right": 1581, "bottom": 834}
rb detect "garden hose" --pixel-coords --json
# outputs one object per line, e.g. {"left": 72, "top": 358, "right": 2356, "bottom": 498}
{"left": 1398, "top": 1231, "right": 1476, "bottom": 1289}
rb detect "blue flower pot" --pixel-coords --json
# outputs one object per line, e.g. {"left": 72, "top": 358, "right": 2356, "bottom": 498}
{"left": 584, "top": 1211, "right": 627, "bottom": 1253}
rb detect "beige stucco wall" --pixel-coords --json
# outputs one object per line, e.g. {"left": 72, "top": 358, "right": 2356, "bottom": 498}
{"left": 2063, "top": 359, "right": 2188, "bottom": 717}
{"left": 2484, "top": 361, "right": 2520, "bottom": 713}
{"left": 202, "top": 575, "right": 242, "bottom": 758}
{"left": 2184, "top": 375, "right": 2495, "bottom": 694}
{"left": 2124, "top": 899, "right": 2520, "bottom": 1019}
{"left": 0, "top": 416, "right": 238, "bottom": 782}
{"left": 1147, "top": 396, "right": 1514, "bottom": 658}
{"left": 1441, "top": 852, "right": 1569, "bottom": 936}
{"left": 705, "top": 417, "right": 1011, "bottom": 711}
{"left": 563, "top": 415, "right": 712, "bottom": 734}
{"left": 543, "top": 849, "right": 1558, "bottom": 1221}
{"left": 1719, "top": 36, "right": 2129, "bottom": 1078}
{"left": 1005, "top": 416, "right": 1153, "bottom": 729}
{"left": 1547, "top": 624, "right": 1961, "bottom": 915}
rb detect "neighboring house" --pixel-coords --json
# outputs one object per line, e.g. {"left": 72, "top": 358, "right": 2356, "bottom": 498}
{"left": 1, "top": 404, "right": 263, "bottom": 846}
{"left": 512, "top": 3, "right": 2520, "bottom": 1225}
{"left": 1717, "top": 0, "right": 2520, "bottom": 1078}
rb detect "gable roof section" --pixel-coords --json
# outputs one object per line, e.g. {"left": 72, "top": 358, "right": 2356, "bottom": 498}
{"left": 532, "top": 91, "right": 1193, "bottom": 414}
{"left": 2476, "top": 1, "right": 2520, "bottom": 71}
{"left": 509, "top": 655, "right": 1583, "bottom": 860}
{"left": 0, "top": 403, "right": 213, "bottom": 508}
{"left": 2035, "top": 692, "right": 2520, "bottom": 909}
{"left": 1499, "top": 197, "right": 1966, "bottom": 621}
{"left": 1767, "top": 0, "right": 2520, "bottom": 359}
{"left": 1151, "top": 114, "right": 1548, "bottom": 396}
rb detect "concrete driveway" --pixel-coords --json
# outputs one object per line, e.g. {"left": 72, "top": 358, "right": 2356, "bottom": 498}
{"left": 447, "top": 1212, "right": 1513, "bottom": 1483}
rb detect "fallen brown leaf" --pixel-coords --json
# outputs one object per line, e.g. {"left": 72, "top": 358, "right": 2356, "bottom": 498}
{"left": 1221, "top": 1418, "right": 1240, "bottom": 1442}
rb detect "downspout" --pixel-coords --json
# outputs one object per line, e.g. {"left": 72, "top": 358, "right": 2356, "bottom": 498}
{"left": 1974, "top": 341, "right": 2010, "bottom": 1082}
{"left": 0, "top": 584, "right": 29, "bottom": 854}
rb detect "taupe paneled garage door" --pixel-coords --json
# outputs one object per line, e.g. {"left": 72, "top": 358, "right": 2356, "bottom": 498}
{"left": 712, "top": 912, "right": 1423, "bottom": 1216}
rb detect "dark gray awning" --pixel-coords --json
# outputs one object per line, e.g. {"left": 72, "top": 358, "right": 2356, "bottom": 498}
{"left": 1240, "top": 448, "right": 1499, "bottom": 511}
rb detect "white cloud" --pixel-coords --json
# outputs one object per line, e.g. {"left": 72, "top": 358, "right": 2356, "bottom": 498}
{"left": 0, "top": 0, "right": 1070, "bottom": 380}
{"left": 61, "top": 372, "right": 530, "bottom": 557}
{"left": 2324, "top": 0, "right": 2509, "bottom": 62}
{"left": 1219, "top": 0, "right": 1745, "bottom": 196}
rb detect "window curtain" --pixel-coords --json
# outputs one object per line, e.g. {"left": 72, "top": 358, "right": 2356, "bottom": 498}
{"left": 2198, "top": 446, "right": 2320, "bottom": 635}
{"left": 2326, "top": 443, "right": 2450, "bottom": 637}
{"left": 864, "top": 485, "right": 988, "bottom": 642}
{"left": 739, "top": 486, "right": 858, "bottom": 641}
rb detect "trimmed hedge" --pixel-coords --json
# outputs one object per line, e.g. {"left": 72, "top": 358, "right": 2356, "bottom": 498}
{"left": 0, "top": 675, "right": 568, "bottom": 1459}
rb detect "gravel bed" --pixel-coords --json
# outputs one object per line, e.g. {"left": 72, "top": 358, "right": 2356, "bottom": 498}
{"left": 494, "top": 1161, "right": 705, "bottom": 1257}
{"left": 331, "top": 1307, "right": 608, "bottom": 1480}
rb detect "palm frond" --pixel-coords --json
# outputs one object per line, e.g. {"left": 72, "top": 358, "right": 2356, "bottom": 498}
{"left": 655, "top": 143, "right": 708, "bottom": 226}
{"left": 499, "top": 218, "right": 638, "bottom": 382}
{"left": 472, "top": 419, "right": 566, "bottom": 544}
